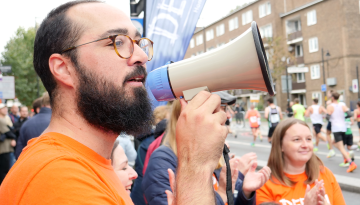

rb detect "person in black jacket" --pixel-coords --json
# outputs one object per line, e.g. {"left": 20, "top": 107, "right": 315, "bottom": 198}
{"left": 13, "top": 106, "right": 28, "bottom": 138}
{"left": 142, "top": 100, "right": 271, "bottom": 205}
{"left": 131, "top": 105, "right": 170, "bottom": 205}
{"left": 15, "top": 93, "right": 51, "bottom": 159}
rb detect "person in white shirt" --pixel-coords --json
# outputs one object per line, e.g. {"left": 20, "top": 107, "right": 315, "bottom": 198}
{"left": 305, "top": 98, "right": 327, "bottom": 152}
{"left": 326, "top": 92, "right": 357, "bottom": 172}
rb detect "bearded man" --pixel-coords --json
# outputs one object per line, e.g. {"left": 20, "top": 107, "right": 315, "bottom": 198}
{"left": 0, "top": 1, "right": 228, "bottom": 205}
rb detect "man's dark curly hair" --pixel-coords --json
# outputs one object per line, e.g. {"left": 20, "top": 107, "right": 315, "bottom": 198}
{"left": 33, "top": 0, "right": 101, "bottom": 107}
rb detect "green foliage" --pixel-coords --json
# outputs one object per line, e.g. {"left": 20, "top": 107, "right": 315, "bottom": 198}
{"left": 256, "top": 95, "right": 264, "bottom": 111}
{"left": 1, "top": 27, "right": 45, "bottom": 106}
{"left": 262, "top": 37, "right": 296, "bottom": 82}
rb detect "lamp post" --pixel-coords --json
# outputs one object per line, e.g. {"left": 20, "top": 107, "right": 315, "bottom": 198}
{"left": 321, "top": 48, "right": 330, "bottom": 106}
{"left": 282, "top": 57, "right": 291, "bottom": 107}
{"left": 285, "top": 59, "right": 290, "bottom": 107}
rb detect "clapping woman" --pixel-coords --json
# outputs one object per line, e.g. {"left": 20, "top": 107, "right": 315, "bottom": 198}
{"left": 256, "top": 118, "right": 345, "bottom": 205}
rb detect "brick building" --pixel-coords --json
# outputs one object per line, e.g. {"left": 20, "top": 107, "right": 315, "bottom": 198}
{"left": 184, "top": 0, "right": 360, "bottom": 110}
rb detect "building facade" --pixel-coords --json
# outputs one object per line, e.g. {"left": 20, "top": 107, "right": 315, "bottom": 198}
{"left": 184, "top": 0, "right": 360, "bottom": 110}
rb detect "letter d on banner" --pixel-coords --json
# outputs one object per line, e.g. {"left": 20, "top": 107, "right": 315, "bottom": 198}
{"left": 145, "top": 0, "right": 207, "bottom": 107}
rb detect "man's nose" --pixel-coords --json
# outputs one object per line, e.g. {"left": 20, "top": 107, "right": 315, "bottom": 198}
{"left": 127, "top": 43, "right": 148, "bottom": 66}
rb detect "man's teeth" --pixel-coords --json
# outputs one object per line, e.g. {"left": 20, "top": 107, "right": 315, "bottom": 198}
{"left": 130, "top": 78, "right": 142, "bottom": 82}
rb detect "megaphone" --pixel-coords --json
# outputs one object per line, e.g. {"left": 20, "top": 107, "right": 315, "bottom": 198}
{"left": 147, "top": 21, "right": 274, "bottom": 101}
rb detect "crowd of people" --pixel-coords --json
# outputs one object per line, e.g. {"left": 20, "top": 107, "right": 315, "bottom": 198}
{"left": 0, "top": 1, "right": 355, "bottom": 205}
{"left": 0, "top": 92, "right": 52, "bottom": 184}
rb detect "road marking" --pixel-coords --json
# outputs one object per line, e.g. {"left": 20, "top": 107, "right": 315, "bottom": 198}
{"left": 226, "top": 140, "right": 360, "bottom": 159}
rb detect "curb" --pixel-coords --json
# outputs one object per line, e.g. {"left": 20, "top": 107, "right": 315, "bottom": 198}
{"left": 255, "top": 163, "right": 360, "bottom": 194}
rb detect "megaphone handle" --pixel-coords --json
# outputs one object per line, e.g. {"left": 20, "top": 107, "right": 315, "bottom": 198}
{"left": 223, "top": 144, "right": 234, "bottom": 205}
{"left": 182, "top": 86, "right": 209, "bottom": 101}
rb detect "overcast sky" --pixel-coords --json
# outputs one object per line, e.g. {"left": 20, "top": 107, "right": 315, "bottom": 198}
{"left": 0, "top": 0, "right": 254, "bottom": 58}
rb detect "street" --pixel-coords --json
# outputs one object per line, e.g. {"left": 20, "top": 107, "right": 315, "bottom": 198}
{"left": 226, "top": 122, "right": 360, "bottom": 205}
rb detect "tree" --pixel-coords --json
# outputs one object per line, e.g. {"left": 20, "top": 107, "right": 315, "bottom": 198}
{"left": 262, "top": 36, "right": 295, "bottom": 82}
{"left": 1, "top": 27, "right": 45, "bottom": 106}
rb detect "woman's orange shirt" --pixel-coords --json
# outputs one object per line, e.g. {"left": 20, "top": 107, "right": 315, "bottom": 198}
{"left": 256, "top": 167, "right": 345, "bottom": 205}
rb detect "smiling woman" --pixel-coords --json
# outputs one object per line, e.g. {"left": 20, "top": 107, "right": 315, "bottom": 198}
{"left": 111, "top": 140, "right": 138, "bottom": 195}
{"left": 256, "top": 118, "right": 346, "bottom": 205}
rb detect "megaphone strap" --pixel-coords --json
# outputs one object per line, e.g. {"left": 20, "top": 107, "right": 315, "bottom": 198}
{"left": 223, "top": 144, "right": 234, "bottom": 205}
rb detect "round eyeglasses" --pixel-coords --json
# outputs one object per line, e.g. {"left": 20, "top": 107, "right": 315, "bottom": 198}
{"left": 61, "top": 34, "right": 154, "bottom": 61}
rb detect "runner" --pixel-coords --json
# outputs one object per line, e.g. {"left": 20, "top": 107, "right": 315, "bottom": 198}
{"left": 305, "top": 98, "right": 327, "bottom": 152}
{"left": 286, "top": 101, "right": 294, "bottom": 118}
{"left": 257, "top": 109, "right": 263, "bottom": 142}
{"left": 225, "top": 105, "right": 236, "bottom": 138}
{"left": 292, "top": 98, "right": 305, "bottom": 121}
{"left": 352, "top": 101, "right": 360, "bottom": 150}
{"left": 245, "top": 104, "right": 260, "bottom": 146}
{"left": 339, "top": 112, "right": 356, "bottom": 168}
{"left": 326, "top": 90, "right": 335, "bottom": 157}
{"left": 326, "top": 92, "right": 357, "bottom": 172}
{"left": 254, "top": 107, "right": 263, "bottom": 142}
{"left": 264, "top": 98, "right": 282, "bottom": 143}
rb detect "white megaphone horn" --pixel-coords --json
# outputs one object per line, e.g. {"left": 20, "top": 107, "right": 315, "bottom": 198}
{"left": 147, "top": 21, "right": 275, "bottom": 101}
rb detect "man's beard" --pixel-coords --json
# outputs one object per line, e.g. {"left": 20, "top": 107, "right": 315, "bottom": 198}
{"left": 75, "top": 64, "right": 154, "bottom": 136}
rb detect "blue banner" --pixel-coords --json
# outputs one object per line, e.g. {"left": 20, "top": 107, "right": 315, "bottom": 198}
{"left": 131, "top": 18, "right": 144, "bottom": 36}
{"left": 145, "top": 0, "right": 207, "bottom": 107}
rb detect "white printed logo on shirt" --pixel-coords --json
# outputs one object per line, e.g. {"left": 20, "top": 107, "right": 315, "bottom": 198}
{"left": 250, "top": 116, "right": 257, "bottom": 123}
{"left": 279, "top": 195, "right": 330, "bottom": 205}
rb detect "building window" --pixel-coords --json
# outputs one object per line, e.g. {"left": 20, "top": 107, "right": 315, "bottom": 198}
{"left": 310, "top": 64, "right": 320, "bottom": 79}
{"left": 206, "top": 29, "right": 214, "bottom": 41}
{"left": 229, "top": 17, "right": 238, "bottom": 31}
{"left": 295, "top": 44, "right": 303, "bottom": 57}
{"left": 206, "top": 46, "right": 215, "bottom": 52}
{"left": 259, "top": 24, "right": 272, "bottom": 38}
{"left": 242, "top": 10, "right": 253, "bottom": 25}
{"left": 299, "top": 94, "right": 307, "bottom": 106}
{"left": 296, "top": 73, "right": 305, "bottom": 83}
{"left": 309, "top": 37, "right": 318, "bottom": 53}
{"left": 259, "top": 2, "right": 271, "bottom": 18}
{"left": 286, "top": 19, "right": 301, "bottom": 34}
{"left": 196, "top": 34, "right": 203, "bottom": 46}
{"left": 190, "top": 39, "right": 194, "bottom": 48}
{"left": 216, "top": 24, "right": 225, "bottom": 36}
{"left": 307, "top": 10, "right": 317, "bottom": 26}
{"left": 312, "top": 92, "right": 322, "bottom": 105}
{"left": 217, "top": 43, "right": 225, "bottom": 47}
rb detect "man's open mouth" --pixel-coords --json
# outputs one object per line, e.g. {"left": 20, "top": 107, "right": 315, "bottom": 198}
{"left": 127, "top": 75, "right": 145, "bottom": 83}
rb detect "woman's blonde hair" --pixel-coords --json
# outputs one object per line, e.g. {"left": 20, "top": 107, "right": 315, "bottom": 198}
{"left": 162, "top": 100, "right": 224, "bottom": 168}
{"left": 268, "top": 118, "right": 324, "bottom": 186}
{"left": 153, "top": 105, "right": 170, "bottom": 125}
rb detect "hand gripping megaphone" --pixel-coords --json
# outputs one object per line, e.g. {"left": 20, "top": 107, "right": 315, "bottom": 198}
{"left": 147, "top": 21, "right": 274, "bottom": 101}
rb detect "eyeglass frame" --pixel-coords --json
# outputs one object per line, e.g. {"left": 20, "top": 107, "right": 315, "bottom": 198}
{"left": 60, "top": 34, "right": 154, "bottom": 61}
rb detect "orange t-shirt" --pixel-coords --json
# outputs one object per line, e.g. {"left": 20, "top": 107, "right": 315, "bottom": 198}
{"left": 256, "top": 167, "right": 345, "bottom": 205}
{"left": 0, "top": 132, "right": 134, "bottom": 205}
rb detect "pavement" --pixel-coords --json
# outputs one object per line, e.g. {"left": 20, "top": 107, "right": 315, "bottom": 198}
{"left": 227, "top": 121, "right": 360, "bottom": 195}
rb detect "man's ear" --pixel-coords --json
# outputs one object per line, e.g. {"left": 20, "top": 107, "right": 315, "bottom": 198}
{"left": 49, "top": 54, "right": 75, "bottom": 88}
